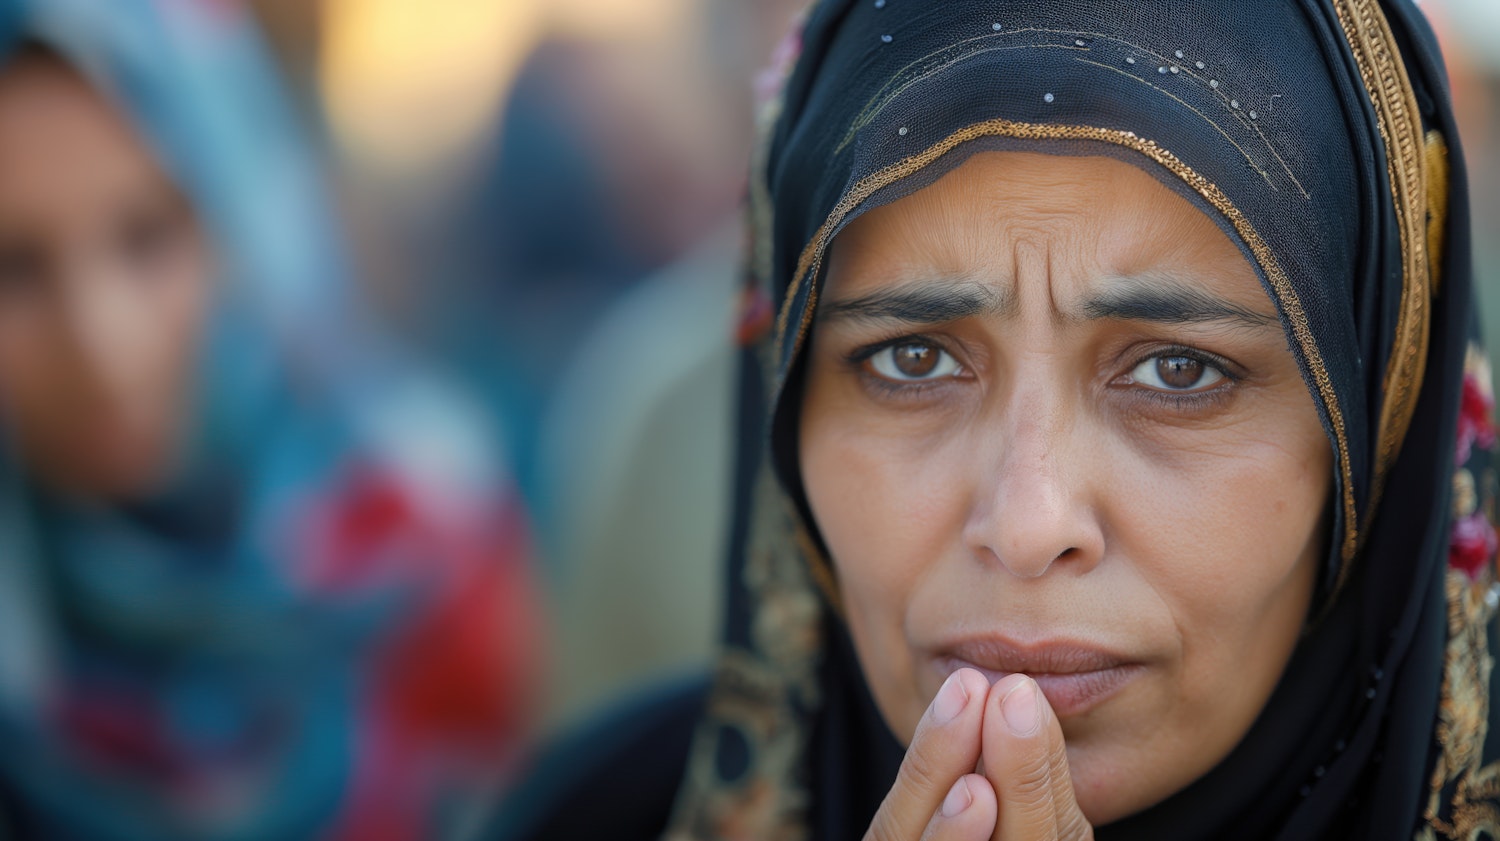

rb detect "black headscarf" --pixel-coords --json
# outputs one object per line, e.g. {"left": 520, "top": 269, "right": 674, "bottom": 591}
{"left": 665, "top": 0, "right": 1498, "bottom": 839}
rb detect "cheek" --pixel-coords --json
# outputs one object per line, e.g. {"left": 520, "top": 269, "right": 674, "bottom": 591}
{"left": 800, "top": 384, "right": 970, "bottom": 738}
{"left": 110, "top": 249, "right": 212, "bottom": 422}
{"left": 146, "top": 245, "right": 212, "bottom": 370}
{"left": 0, "top": 302, "right": 73, "bottom": 419}
{"left": 1114, "top": 418, "right": 1329, "bottom": 702}
{"left": 1124, "top": 430, "right": 1326, "bottom": 603}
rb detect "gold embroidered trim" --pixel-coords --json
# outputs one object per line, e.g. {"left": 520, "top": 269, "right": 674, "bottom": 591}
{"left": 1421, "top": 344, "right": 1500, "bottom": 841}
{"left": 1330, "top": 0, "right": 1433, "bottom": 539}
{"left": 665, "top": 467, "right": 826, "bottom": 840}
{"left": 1419, "top": 570, "right": 1500, "bottom": 840}
{"left": 771, "top": 118, "right": 1359, "bottom": 568}
{"left": 1426, "top": 130, "right": 1450, "bottom": 296}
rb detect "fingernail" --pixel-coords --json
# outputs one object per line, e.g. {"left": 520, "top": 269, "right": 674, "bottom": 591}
{"left": 1001, "top": 677, "right": 1041, "bottom": 736}
{"left": 931, "top": 671, "right": 969, "bottom": 724}
{"left": 941, "top": 776, "right": 973, "bottom": 818}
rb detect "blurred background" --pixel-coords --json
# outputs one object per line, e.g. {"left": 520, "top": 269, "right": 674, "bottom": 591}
{"left": 292, "top": 0, "right": 809, "bottom": 733}
{"left": 0, "top": 0, "right": 1492, "bottom": 839}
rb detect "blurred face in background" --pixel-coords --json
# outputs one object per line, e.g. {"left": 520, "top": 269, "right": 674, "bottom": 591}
{"left": 0, "top": 50, "right": 212, "bottom": 501}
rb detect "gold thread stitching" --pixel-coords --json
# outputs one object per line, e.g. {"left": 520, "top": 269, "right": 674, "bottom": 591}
{"left": 1421, "top": 569, "right": 1500, "bottom": 839}
{"left": 1420, "top": 345, "right": 1500, "bottom": 841}
{"left": 1075, "top": 57, "right": 1279, "bottom": 192}
{"left": 836, "top": 29, "right": 1306, "bottom": 194}
{"left": 839, "top": 27, "right": 1126, "bottom": 151}
{"left": 1426, "top": 130, "right": 1450, "bottom": 296}
{"left": 1330, "top": 0, "right": 1432, "bottom": 537}
{"left": 771, "top": 118, "right": 1358, "bottom": 567}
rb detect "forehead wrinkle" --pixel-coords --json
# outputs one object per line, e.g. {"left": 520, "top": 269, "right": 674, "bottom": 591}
{"left": 1004, "top": 226, "right": 1073, "bottom": 327}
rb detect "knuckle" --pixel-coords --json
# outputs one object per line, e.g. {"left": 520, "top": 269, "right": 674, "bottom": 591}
{"left": 865, "top": 810, "right": 904, "bottom": 841}
{"left": 1000, "top": 750, "right": 1063, "bottom": 827}
{"left": 1008, "top": 751, "right": 1055, "bottom": 801}
{"left": 899, "top": 744, "right": 943, "bottom": 795}
{"left": 1048, "top": 738, "right": 1073, "bottom": 779}
{"left": 1057, "top": 809, "right": 1095, "bottom": 841}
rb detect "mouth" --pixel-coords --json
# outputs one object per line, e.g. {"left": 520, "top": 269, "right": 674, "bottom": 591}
{"left": 931, "top": 637, "right": 1144, "bottom": 718}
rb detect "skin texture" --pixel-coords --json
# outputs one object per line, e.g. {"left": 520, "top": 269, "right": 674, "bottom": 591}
{"left": 798, "top": 151, "right": 1331, "bottom": 833}
{"left": 0, "top": 50, "right": 211, "bottom": 501}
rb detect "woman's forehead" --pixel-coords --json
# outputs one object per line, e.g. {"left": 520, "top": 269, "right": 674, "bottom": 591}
{"left": 0, "top": 52, "right": 178, "bottom": 231}
{"left": 822, "top": 151, "right": 1274, "bottom": 322}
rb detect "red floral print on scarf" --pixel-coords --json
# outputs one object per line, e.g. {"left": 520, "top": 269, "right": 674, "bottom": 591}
{"left": 1450, "top": 346, "right": 1498, "bottom": 580}
{"left": 1456, "top": 373, "right": 1497, "bottom": 466}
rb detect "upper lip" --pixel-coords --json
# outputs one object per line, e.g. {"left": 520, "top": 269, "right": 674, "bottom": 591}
{"left": 933, "top": 635, "right": 1136, "bottom": 675}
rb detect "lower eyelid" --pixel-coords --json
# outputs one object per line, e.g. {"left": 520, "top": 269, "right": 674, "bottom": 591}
{"left": 1129, "top": 387, "right": 1236, "bottom": 414}
{"left": 857, "top": 366, "right": 965, "bottom": 397}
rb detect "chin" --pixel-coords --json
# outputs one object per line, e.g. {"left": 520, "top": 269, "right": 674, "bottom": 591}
{"left": 1061, "top": 745, "right": 1145, "bottom": 827}
{"left": 1069, "top": 751, "right": 1141, "bottom": 827}
{"left": 99, "top": 455, "right": 174, "bottom": 499}
{"left": 51, "top": 436, "right": 176, "bottom": 501}
{"left": 1067, "top": 725, "right": 1221, "bottom": 828}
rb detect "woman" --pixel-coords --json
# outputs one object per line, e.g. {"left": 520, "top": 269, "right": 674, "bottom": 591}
{"left": 500, "top": 0, "right": 1496, "bottom": 839}
{"left": 0, "top": 2, "right": 536, "bottom": 839}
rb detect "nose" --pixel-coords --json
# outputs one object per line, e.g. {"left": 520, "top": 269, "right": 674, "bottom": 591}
{"left": 60, "top": 255, "right": 154, "bottom": 404}
{"left": 961, "top": 392, "right": 1105, "bottom": 579}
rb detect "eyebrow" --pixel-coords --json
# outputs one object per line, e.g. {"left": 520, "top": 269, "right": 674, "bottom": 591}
{"left": 1080, "top": 278, "right": 1278, "bottom": 329}
{"left": 818, "top": 280, "right": 1012, "bottom": 325}
{"left": 818, "top": 275, "right": 1279, "bottom": 331}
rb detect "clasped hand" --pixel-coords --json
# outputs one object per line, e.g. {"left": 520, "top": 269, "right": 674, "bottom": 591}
{"left": 864, "top": 670, "right": 1094, "bottom": 841}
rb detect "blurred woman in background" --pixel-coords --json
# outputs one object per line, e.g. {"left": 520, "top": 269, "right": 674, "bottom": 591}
{"left": 0, "top": 2, "right": 536, "bottom": 839}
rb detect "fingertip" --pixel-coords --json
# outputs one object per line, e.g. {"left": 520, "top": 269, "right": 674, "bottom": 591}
{"left": 940, "top": 776, "right": 973, "bottom": 818}
{"left": 960, "top": 773, "right": 997, "bottom": 813}
{"left": 929, "top": 668, "right": 991, "bottom": 727}
{"left": 958, "top": 774, "right": 999, "bottom": 839}
{"left": 954, "top": 667, "right": 991, "bottom": 701}
{"left": 930, "top": 670, "right": 971, "bottom": 724}
{"left": 986, "top": 674, "right": 1033, "bottom": 729}
{"left": 999, "top": 675, "right": 1041, "bottom": 736}
{"left": 927, "top": 775, "right": 997, "bottom": 841}
{"left": 987, "top": 671, "right": 1031, "bottom": 700}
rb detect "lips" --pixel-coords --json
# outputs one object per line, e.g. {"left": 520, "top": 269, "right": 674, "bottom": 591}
{"left": 931, "top": 636, "right": 1144, "bottom": 718}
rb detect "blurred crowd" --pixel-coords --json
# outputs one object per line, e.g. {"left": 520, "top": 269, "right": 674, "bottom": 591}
{"left": 0, "top": 0, "right": 1490, "bottom": 839}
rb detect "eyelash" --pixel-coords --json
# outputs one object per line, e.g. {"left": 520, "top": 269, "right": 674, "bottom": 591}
{"left": 1115, "top": 344, "right": 1241, "bottom": 411}
{"left": 844, "top": 336, "right": 1242, "bottom": 409}
{"left": 845, "top": 334, "right": 965, "bottom": 400}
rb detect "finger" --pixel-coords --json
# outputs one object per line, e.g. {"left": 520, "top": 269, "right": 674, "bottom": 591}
{"left": 981, "top": 674, "right": 1093, "bottom": 841}
{"left": 919, "top": 774, "right": 998, "bottom": 841}
{"left": 864, "top": 668, "right": 990, "bottom": 841}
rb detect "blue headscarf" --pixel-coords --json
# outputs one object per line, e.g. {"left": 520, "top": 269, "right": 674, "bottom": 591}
{"left": 0, "top": 3, "right": 527, "bottom": 839}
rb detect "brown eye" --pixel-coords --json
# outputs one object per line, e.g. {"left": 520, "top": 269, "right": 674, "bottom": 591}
{"left": 1158, "top": 357, "right": 1203, "bottom": 389}
{"left": 1129, "top": 354, "right": 1226, "bottom": 392}
{"left": 868, "top": 341, "right": 961, "bottom": 382}
{"left": 894, "top": 343, "right": 937, "bottom": 376}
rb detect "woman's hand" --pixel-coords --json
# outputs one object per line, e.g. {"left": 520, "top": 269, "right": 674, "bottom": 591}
{"left": 863, "top": 670, "right": 1094, "bottom": 841}
{"left": 978, "top": 674, "right": 1094, "bottom": 840}
{"left": 864, "top": 668, "right": 996, "bottom": 841}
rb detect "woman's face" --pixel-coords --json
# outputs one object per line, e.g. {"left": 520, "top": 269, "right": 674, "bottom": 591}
{"left": 799, "top": 151, "right": 1330, "bottom": 824}
{"left": 0, "top": 52, "right": 211, "bottom": 500}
